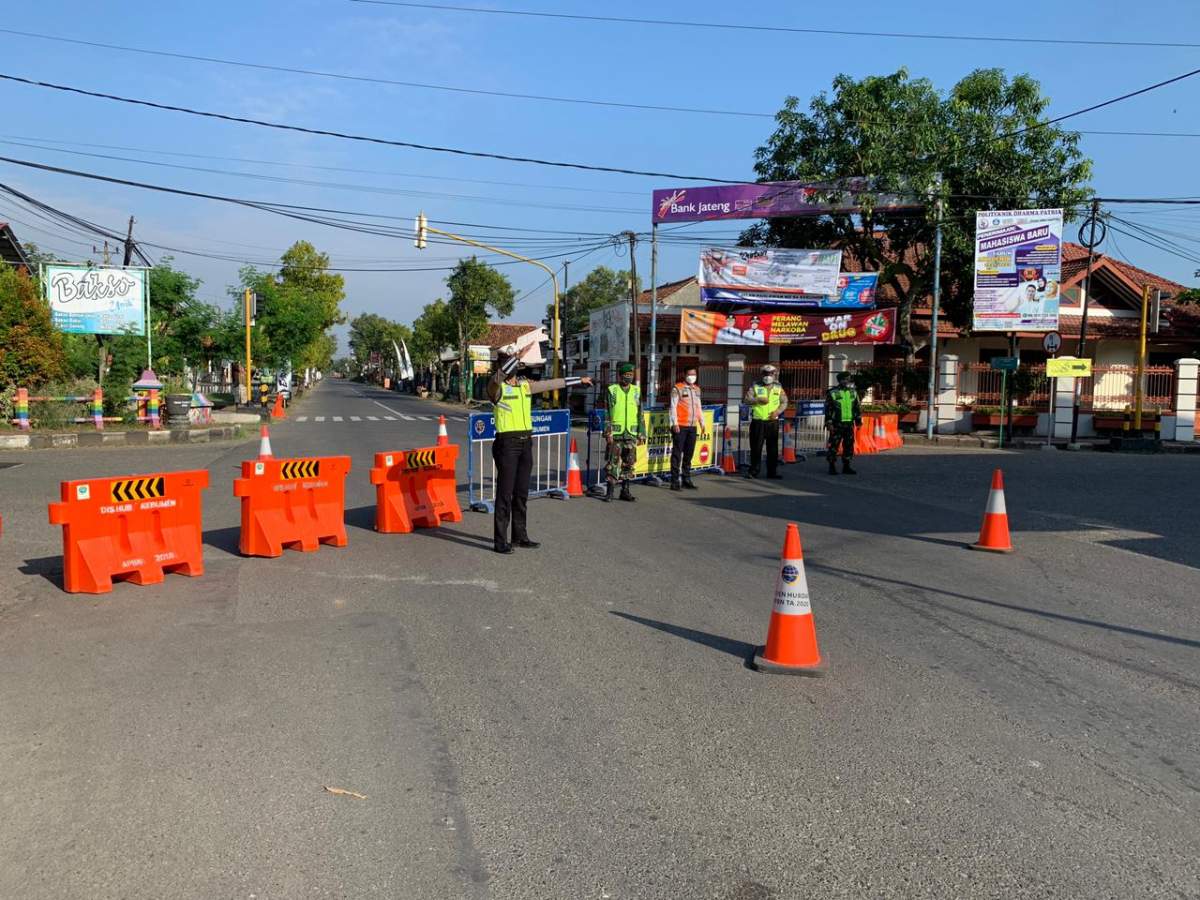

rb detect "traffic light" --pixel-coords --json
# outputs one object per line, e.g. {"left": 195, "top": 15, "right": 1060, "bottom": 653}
{"left": 414, "top": 213, "right": 428, "bottom": 250}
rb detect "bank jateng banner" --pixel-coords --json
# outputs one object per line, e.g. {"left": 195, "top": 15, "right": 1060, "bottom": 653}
{"left": 652, "top": 179, "right": 923, "bottom": 224}
{"left": 680, "top": 307, "right": 896, "bottom": 347}
{"left": 43, "top": 264, "right": 146, "bottom": 335}
{"left": 634, "top": 407, "right": 717, "bottom": 477}
{"left": 698, "top": 247, "right": 843, "bottom": 305}
{"left": 973, "top": 209, "right": 1063, "bottom": 332}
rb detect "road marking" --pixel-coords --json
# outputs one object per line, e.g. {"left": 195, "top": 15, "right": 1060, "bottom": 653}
{"left": 350, "top": 416, "right": 361, "bottom": 422}
{"left": 384, "top": 416, "right": 396, "bottom": 421}
{"left": 333, "top": 416, "right": 344, "bottom": 422}
{"left": 417, "top": 415, "right": 432, "bottom": 421}
{"left": 296, "top": 416, "right": 308, "bottom": 422}
{"left": 367, "top": 416, "right": 379, "bottom": 421}
{"left": 316, "top": 416, "right": 326, "bottom": 422}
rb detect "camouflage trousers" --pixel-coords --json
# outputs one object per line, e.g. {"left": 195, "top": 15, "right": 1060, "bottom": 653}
{"left": 606, "top": 436, "right": 638, "bottom": 482}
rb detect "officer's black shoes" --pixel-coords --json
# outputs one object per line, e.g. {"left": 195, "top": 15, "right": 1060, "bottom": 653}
{"left": 494, "top": 543, "right": 514, "bottom": 554}
{"left": 603, "top": 482, "right": 614, "bottom": 502}
{"left": 767, "top": 473, "right": 783, "bottom": 480}
{"left": 744, "top": 471, "right": 757, "bottom": 479}
{"left": 670, "top": 479, "right": 682, "bottom": 491}
{"left": 682, "top": 478, "right": 698, "bottom": 490}
{"left": 828, "top": 462, "right": 839, "bottom": 475}
{"left": 842, "top": 462, "right": 857, "bottom": 475}
{"left": 619, "top": 485, "right": 636, "bottom": 502}
{"left": 515, "top": 539, "right": 541, "bottom": 549}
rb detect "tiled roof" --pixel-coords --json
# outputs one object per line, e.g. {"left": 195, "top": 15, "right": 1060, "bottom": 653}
{"left": 481, "top": 323, "right": 542, "bottom": 348}
{"left": 638, "top": 276, "right": 696, "bottom": 305}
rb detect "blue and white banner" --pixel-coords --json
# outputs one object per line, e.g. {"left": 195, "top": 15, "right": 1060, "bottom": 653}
{"left": 43, "top": 264, "right": 146, "bottom": 335}
{"left": 469, "top": 408, "right": 570, "bottom": 442}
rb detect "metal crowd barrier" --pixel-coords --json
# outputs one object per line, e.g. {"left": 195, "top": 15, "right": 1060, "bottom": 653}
{"left": 585, "top": 404, "right": 726, "bottom": 487}
{"left": 734, "top": 401, "right": 827, "bottom": 466}
{"left": 466, "top": 409, "right": 571, "bottom": 513}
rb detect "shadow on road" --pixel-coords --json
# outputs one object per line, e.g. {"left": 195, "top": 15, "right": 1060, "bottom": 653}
{"left": 610, "top": 610, "right": 756, "bottom": 667}
{"left": 18, "top": 555, "right": 61, "bottom": 589}
{"left": 202, "top": 526, "right": 242, "bottom": 555}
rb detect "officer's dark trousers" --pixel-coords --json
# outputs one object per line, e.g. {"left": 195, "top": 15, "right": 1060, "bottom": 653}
{"left": 492, "top": 433, "right": 532, "bottom": 548}
{"left": 670, "top": 426, "right": 697, "bottom": 479}
{"left": 749, "top": 419, "right": 779, "bottom": 476}
{"left": 827, "top": 424, "right": 855, "bottom": 462}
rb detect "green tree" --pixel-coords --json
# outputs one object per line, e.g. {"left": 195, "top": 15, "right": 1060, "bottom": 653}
{"left": 549, "top": 266, "right": 637, "bottom": 337}
{"left": 743, "top": 68, "right": 1093, "bottom": 352}
{"left": 348, "top": 313, "right": 413, "bottom": 372}
{"left": 410, "top": 299, "right": 456, "bottom": 391}
{"left": 445, "top": 258, "right": 515, "bottom": 401}
{"left": 1176, "top": 287, "right": 1200, "bottom": 306}
{"left": 0, "top": 265, "right": 66, "bottom": 388}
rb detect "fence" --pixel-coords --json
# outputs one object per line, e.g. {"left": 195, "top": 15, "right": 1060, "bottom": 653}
{"left": 466, "top": 409, "right": 571, "bottom": 513}
{"left": 8, "top": 387, "right": 167, "bottom": 430}
{"left": 957, "top": 363, "right": 1175, "bottom": 413}
{"left": 778, "top": 361, "right": 825, "bottom": 401}
{"left": 846, "top": 360, "right": 930, "bottom": 409}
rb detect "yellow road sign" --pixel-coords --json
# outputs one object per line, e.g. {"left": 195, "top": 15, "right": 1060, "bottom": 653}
{"left": 1046, "top": 357, "right": 1093, "bottom": 378}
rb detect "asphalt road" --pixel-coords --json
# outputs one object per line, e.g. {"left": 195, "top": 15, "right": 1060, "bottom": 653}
{"left": 1, "top": 378, "right": 1198, "bottom": 899}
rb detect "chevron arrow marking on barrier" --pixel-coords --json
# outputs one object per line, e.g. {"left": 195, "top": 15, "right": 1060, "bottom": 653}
{"left": 280, "top": 460, "right": 321, "bottom": 480}
{"left": 110, "top": 476, "right": 166, "bottom": 503}
{"left": 404, "top": 449, "right": 437, "bottom": 470}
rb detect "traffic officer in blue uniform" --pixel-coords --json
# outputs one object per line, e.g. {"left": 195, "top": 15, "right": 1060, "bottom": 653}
{"left": 486, "top": 347, "right": 590, "bottom": 554}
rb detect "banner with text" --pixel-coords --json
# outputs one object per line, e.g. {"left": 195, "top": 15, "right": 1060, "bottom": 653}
{"left": 635, "top": 407, "right": 718, "bottom": 476}
{"left": 652, "top": 179, "right": 923, "bottom": 224}
{"left": 680, "top": 308, "right": 896, "bottom": 347}
{"left": 698, "top": 247, "right": 843, "bottom": 305}
{"left": 44, "top": 264, "right": 146, "bottom": 335}
{"left": 973, "top": 209, "right": 1063, "bottom": 332}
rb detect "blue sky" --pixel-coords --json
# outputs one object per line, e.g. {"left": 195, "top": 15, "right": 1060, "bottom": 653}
{"left": 1, "top": 0, "right": 1197, "bottom": 351}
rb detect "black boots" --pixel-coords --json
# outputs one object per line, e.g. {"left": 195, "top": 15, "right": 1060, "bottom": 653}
{"left": 670, "top": 478, "right": 682, "bottom": 491}
{"left": 828, "top": 460, "right": 838, "bottom": 475}
{"left": 682, "top": 477, "right": 698, "bottom": 490}
{"left": 842, "top": 460, "right": 857, "bottom": 475}
{"left": 619, "top": 482, "right": 636, "bottom": 502}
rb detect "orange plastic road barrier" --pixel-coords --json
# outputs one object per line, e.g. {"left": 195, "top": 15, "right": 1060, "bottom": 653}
{"left": 752, "top": 522, "right": 827, "bottom": 676}
{"left": 720, "top": 427, "right": 737, "bottom": 474}
{"left": 48, "top": 470, "right": 209, "bottom": 594}
{"left": 566, "top": 438, "right": 584, "bottom": 497}
{"left": 855, "top": 419, "right": 877, "bottom": 455}
{"left": 233, "top": 456, "right": 351, "bottom": 556}
{"left": 369, "top": 445, "right": 462, "bottom": 533}
{"left": 970, "top": 468, "right": 1014, "bottom": 553}
{"left": 271, "top": 393, "right": 286, "bottom": 419}
{"left": 781, "top": 421, "right": 797, "bottom": 464}
{"left": 436, "top": 415, "right": 449, "bottom": 447}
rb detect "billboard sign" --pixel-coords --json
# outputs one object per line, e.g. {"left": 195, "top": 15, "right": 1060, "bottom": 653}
{"left": 652, "top": 178, "right": 923, "bottom": 224}
{"left": 973, "top": 209, "right": 1063, "bottom": 332}
{"left": 589, "top": 301, "right": 631, "bottom": 363}
{"left": 43, "top": 264, "right": 146, "bottom": 335}
{"left": 698, "top": 247, "right": 842, "bottom": 305}
{"left": 680, "top": 308, "right": 896, "bottom": 347}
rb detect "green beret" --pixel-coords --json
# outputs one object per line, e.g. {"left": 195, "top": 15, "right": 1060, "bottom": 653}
{"left": 618, "top": 362, "right": 635, "bottom": 374}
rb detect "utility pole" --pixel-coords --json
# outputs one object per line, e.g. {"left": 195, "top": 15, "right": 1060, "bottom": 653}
{"left": 122, "top": 216, "right": 135, "bottom": 266}
{"left": 91, "top": 239, "right": 116, "bottom": 384}
{"left": 925, "top": 174, "right": 944, "bottom": 440}
{"left": 623, "top": 231, "right": 641, "bottom": 385}
{"left": 244, "top": 288, "right": 254, "bottom": 406}
{"left": 1071, "top": 197, "right": 1103, "bottom": 443}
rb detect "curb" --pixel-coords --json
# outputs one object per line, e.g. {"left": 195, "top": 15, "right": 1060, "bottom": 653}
{"left": 0, "top": 425, "right": 245, "bottom": 451}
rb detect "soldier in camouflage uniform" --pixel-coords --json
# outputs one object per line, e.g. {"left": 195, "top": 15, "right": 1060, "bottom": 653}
{"left": 604, "top": 361, "right": 646, "bottom": 502}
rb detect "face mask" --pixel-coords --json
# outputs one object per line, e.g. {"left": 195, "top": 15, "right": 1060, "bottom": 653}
{"left": 685, "top": 375, "right": 697, "bottom": 385}
{"left": 762, "top": 375, "right": 775, "bottom": 385}
{"left": 621, "top": 374, "right": 634, "bottom": 384}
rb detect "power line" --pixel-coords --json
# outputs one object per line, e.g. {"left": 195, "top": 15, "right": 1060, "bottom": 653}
{"left": 0, "top": 73, "right": 746, "bottom": 182}
{"left": 350, "top": 1, "right": 1200, "bottom": 49}
{"left": 0, "top": 27, "right": 772, "bottom": 119}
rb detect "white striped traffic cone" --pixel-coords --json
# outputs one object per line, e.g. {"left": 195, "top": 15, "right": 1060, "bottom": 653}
{"left": 258, "top": 424, "right": 273, "bottom": 460}
{"left": 436, "top": 415, "right": 449, "bottom": 447}
{"left": 566, "top": 438, "right": 584, "bottom": 496}
{"left": 970, "top": 468, "right": 1013, "bottom": 553}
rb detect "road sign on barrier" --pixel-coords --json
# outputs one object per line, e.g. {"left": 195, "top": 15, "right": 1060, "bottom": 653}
{"left": 467, "top": 408, "right": 570, "bottom": 512}
{"left": 48, "top": 469, "right": 210, "bottom": 594}
{"left": 370, "top": 444, "right": 463, "bottom": 533}
{"left": 469, "top": 409, "right": 570, "bottom": 442}
{"left": 233, "top": 456, "right": 351, "bottom": 557}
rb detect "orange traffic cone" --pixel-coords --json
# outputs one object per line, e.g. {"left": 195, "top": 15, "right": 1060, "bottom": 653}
{"left": 271, "top": 393, "right": 286, "bottom": 419}
{"left": 970, "top": 468, "right": 1013, "bottom": 553}
{"left": 436, "top": 415, "right": 449, "bottom": 447}
{"left": 566, "top": 438, "right": 584, "bottom": 497}
{"left": 781, "top": 421, "right": 797, "bottom": 464}
{"left": 873, "top": 416, "right": 888, "bottom": 452}
{"left": 752, "top": 523, "right": 827, "bottom": 676}
{"left": 720, "top": 427, "right": 737, "bottom": 474}
{"left": 258, "top": 424, "right": 273, "bottom": 460}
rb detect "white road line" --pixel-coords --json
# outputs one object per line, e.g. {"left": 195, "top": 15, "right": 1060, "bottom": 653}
{"left": 384, "top": 416, "right": 396, "bottom": 421}
{"left": 373, "top": 399, "right": 416, "bottom": 422}
{"left": 315, "top": 416, "right": 326, "bottom": 422}
{"left": 367, "top": 416, "right": 379, "bottom": 421}
{"left": 296, "top": 416, "right": 308, "bottom": 422}
{"left": 416, "top": 415, "right": 432, "bottom": 421}
{"left": 333, "top": 416, "right": 344, "bottom": 422}
{"left": 350, "top": 416, "right": 361, "bottom": 421}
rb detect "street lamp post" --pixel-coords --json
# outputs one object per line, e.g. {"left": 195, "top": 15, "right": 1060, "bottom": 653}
{"left": 416, "top": 213, "right": 562, "bottom": 404}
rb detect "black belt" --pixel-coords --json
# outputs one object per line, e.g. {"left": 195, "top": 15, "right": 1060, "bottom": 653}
{"left": 496, "top": 430, "right": 532, "bottom": 439}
